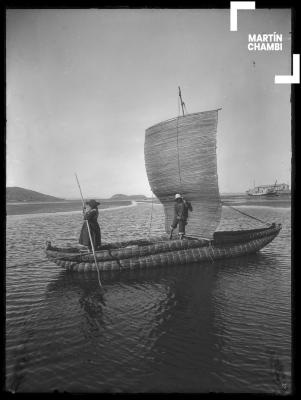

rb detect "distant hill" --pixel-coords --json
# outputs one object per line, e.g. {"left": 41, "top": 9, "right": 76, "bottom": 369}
{"left": 6, "top": 187, "right": 64, "bottom": 202}
{"left": 110, "top": 194, "right": 148, "bottom": 201}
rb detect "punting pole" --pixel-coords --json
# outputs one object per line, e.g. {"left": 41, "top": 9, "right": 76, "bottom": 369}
{"left": 75, "top": 173, "right": 104, "bottom": 292}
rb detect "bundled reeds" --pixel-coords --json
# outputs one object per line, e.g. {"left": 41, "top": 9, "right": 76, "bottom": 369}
{"left": 48, "top": 226, "right": 280, "bottom": 272}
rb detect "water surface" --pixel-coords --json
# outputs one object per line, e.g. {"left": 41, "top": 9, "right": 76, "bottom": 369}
{"left": 6, "top": 202, "right": 291, "bottom": 393}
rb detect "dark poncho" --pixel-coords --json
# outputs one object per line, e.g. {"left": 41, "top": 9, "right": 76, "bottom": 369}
{"left": 173, "top": 200, "right": 193, "bottom": 221}
{"left": 79, "top": 208, "right": 101, "bottom": 248}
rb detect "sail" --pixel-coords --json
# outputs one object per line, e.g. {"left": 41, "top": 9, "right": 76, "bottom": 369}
{"left": 144, "top": 110, "right": 221, "bottom": 239}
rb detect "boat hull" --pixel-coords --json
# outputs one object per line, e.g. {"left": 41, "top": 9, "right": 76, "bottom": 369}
{"left": 45, "top": 224, "right": 281, "bottom": 272}
{"left": 247, "top": 192, "right": 279, "bottom": 197}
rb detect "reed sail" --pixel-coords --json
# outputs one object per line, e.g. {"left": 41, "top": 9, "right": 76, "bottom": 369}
{"left": 145, "top": 110, "right": 221, "bottom": 239}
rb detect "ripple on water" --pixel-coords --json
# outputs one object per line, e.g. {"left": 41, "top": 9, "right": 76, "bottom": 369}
{"left": 6, "top": 203, "right": 291, "bottom": 393}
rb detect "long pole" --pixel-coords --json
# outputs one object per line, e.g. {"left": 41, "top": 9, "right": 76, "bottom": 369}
{"left": 75, "top": 173, "right": 104, "bottom": 291}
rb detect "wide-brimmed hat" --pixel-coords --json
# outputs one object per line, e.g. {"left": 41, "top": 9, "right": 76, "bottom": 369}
{"left": 86, "top": 199, "right": 100, "bottom": 208}
{"left": 175, "top": 193, "right": 182, "bottom": 200}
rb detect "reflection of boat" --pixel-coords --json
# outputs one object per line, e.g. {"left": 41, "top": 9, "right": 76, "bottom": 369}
{"left": 46, "top": 91, "right": 281, "bottom": 272}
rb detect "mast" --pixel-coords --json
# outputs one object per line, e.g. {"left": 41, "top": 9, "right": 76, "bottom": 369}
{"left": 178, "top": 86, "right": 186, "bottom": 116}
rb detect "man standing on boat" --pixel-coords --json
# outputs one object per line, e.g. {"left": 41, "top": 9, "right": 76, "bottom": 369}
{"left": 170, "top": 194, "right": 193, "bottom": 240}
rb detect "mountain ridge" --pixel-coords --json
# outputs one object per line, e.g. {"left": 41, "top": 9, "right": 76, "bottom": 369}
{"left": 6, "top": 187, "right": 64, "bottom": 202}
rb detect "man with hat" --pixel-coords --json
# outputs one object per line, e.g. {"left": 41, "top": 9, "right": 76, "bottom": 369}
{"left": 170, "top": 194, "right": 193, "bottom": 240}
{"left": 79, "top": 199, "right": 102, "bottom": 250}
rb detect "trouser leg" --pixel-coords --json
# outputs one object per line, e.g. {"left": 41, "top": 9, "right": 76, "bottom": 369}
{"left": 170, "top": 218, "right": 178, "bottom": 239}
{"left": 178, "top": 220, "right": 186, "bottom": 239}
{"left": 171, "top": 217, "right": 178, "bottom": 229}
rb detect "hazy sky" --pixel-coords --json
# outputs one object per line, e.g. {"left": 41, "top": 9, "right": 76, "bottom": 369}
{"left": 6, "top": 9, "right": 291, "bottom": 198}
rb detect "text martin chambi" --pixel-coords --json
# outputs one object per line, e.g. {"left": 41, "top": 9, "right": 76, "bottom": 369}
{"left": 248, "top": 33, "right": 283, "bottom": 51}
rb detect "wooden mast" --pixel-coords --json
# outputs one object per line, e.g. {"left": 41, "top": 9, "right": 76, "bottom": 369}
{"left": 178, "top": 86, "right": 185, "bottom": 116}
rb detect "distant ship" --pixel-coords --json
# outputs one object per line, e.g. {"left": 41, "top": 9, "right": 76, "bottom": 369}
{"left": 246, "top": 182, "right": 290, "bottom": 197}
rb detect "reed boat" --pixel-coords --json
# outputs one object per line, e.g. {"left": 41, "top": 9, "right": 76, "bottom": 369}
{"left": 46, "top": 224, "right": 281, "bottom": 272}
{"left": 45, "top": 92, "right": 282, "bottom": 272}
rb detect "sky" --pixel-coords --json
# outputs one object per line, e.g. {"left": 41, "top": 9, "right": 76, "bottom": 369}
{"left": 6, "top": 9, "right": 291, "bottom": 198}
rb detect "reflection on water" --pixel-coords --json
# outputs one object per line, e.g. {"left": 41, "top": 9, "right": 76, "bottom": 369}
{"left": 6, "top": 203, "right": 291, "bottom": 393}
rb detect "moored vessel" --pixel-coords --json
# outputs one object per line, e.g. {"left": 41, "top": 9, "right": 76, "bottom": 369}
{"left": 246, "top": 181, "right": 290, "bottom": 197}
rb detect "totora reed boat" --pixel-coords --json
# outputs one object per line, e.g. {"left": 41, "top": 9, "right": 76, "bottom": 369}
{"left": 46, "top": 97, "right": 282, "bottom": 272}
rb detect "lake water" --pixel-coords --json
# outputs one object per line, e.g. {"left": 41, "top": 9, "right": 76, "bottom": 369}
{"left": 6, "top": 201, "right": 291, "bottom": 393}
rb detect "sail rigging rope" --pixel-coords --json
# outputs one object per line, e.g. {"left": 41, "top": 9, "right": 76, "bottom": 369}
{"left": 176, "top": 92, "right": 183, "bottom": 192}
{"left": 147, "top": 191, "right": 155, "bottom": 238}
{"left": 220, "top": 201, "right": 272, "bottom": 226}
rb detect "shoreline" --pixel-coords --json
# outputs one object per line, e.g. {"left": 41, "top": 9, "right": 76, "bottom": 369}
{"left": 6, "top": 196, "right": 291, "bottom": 217}
{"left": 226, "top": 204, "right": 291, "bottom": 210}
{"left": 221, "top": 201, "right": 291, "bottom": 208}
{"left": 6, "top": 200, "right": 135, "bottom": 217}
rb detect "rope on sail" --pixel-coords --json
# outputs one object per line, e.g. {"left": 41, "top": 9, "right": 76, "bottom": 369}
{"left": 221, "top": 201, "right": 272, "bottom": 226}
{"left": 175, "top": 88, "right": 188, "bottom": 194}
{"left": 148, "top": 191, "right": 155, "bottom": 238}
{"left": 176, "top": 92, "right": 183, "bottom": 191}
